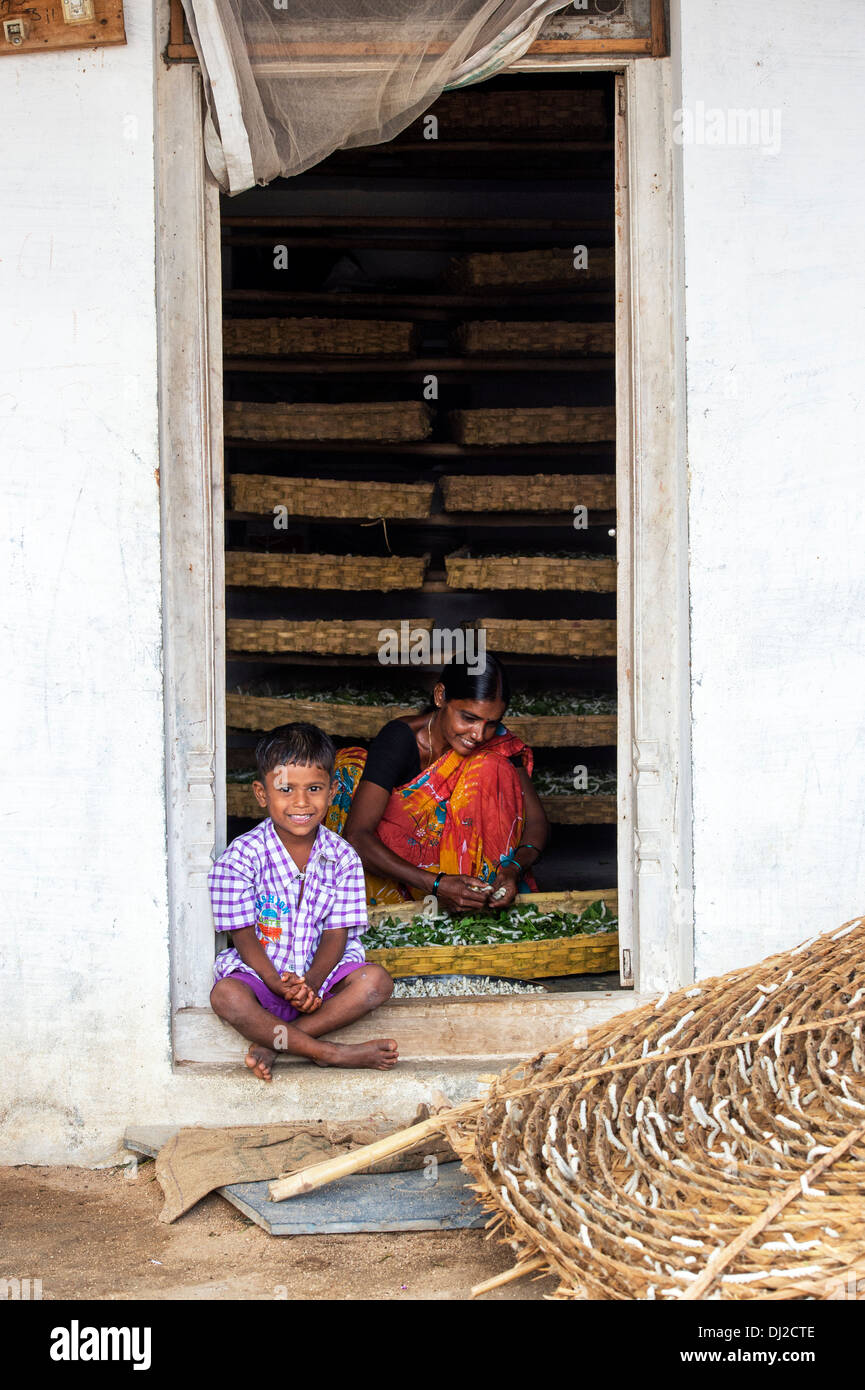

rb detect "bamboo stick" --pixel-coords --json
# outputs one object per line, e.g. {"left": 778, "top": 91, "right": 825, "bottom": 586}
{"left": 471, "top": 1257, "right": 547, "bottom": 1298}
{"left": 268, "top": 1113, "right": 467, "bottom": 1202}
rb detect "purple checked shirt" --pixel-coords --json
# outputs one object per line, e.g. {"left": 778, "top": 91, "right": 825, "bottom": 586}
{"left": 210, "top": 819, "right": 368, "bottom": 992}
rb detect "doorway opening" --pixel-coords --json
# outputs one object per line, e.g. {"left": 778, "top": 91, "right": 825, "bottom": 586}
{"left": 219, "top": 73, "right": 624, "bottom": 1008}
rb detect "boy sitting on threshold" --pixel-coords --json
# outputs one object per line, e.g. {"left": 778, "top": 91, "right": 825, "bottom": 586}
{"left": 209, "top": 722, "right": 397, "bottom": 1080}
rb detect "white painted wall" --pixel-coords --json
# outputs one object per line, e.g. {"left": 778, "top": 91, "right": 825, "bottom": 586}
{"left": 2, "top": 0, "right": 863, "bottom": 1163}
{"left": 0, "top": 1, "right": 481, "bottom": 1165}
{"left": 673, "top": 1, "right": 865, "bottom": 974}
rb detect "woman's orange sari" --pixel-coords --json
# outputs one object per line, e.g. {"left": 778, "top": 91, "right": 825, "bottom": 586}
{"left": 325, "top": 724, "right": 536, "bottom": 906}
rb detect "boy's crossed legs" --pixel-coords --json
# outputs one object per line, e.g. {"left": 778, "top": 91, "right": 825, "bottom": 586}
{"left": 210, "top": 963, "right": 397, "bottom": 1081}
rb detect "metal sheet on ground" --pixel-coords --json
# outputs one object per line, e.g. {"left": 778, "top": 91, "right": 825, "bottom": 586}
{"left": 124, "top": 1131, "right": 484, "bottom": 1234}
{"left": 224, "top": 1163, "right": 485, "bottom": 1235}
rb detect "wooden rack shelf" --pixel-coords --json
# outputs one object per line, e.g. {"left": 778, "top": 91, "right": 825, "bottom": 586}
{"left": 226, "top": 693, "right": 616, "bottom": 747}
{"left": 225, "top": 439, "right": 615, "bottom": 457}
{"left": 222, "top": 290, "right": 615, "bottom": 314}
{"left": 222, "top": 218, "right": 611, "bottom": 250}
{"left": 224, "top": 356, "right": 613, "bottom": 375}
{"left": 226, "top": 510, "right": 615, "bottom": 528}
{"left": 222, "top": 216, "right": 614, "bottom": 231}
{"left": 227, "top": 780, "right": 615, "bottom": 826}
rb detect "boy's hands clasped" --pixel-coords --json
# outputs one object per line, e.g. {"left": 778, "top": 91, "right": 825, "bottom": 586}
{"left": 279, "top": 971, "right": 322, "bottom": 1013}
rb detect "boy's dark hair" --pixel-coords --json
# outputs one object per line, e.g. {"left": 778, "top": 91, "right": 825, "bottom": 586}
{"left": 255, "top": 723, "right": 336, "bottom": 782}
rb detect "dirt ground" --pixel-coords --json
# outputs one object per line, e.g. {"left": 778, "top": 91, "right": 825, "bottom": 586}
{"left": 0, "top": 1162, "right": 557, "bottom": 1301}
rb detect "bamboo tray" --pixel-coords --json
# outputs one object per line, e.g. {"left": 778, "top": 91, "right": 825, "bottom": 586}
{"left": 447, "top": 246, "right": 614, "bottom": 292}
{"left": 230, "top": 474, "right": 434, "bottom": 519}
{"left": 365, "top": 933, "right": 619, "bottom": 980}
{"left": 449, "top": 407, "right": 615, "bottom": 446}
{"left": 224, "top": 400, "right": 432, "bottom": 443}
{"left": 227, "top": 782, "right": 616, "bottom": 826}
{"left": 225, "top": 552, "right": 429, "bottom": 591}
{"left": 365, "top": 889, "right": 618, "bottom": 979}
{"left": 446, "top": 551, "right": 616, "bottom": 593}
{"left": 440, "top": 473, "right": 614, "bottom": 512}
{"left": 226, "top": 695, "right": 615, "bottom": 747}
{"left": 506, "top": 714, "right": 616, "bottom": 747}
{"left": 433, "top": 87, "right": 606, "bottom": 138}
{"left": 227, "top": 783, "right": 261, "bottom": 819}
{"left": 474, "top": 618, "right": 616, "bottom": 658}
{"left": 540, "top": 794, "right": 616, "bottom": 825}
{"left": 226, "top": 694, "right": 419, "bottom": 737}
{"left": 456, "top": 321, "right": 614, "bottom": 357}
{"left": 226, "top": 618, "right": 433, "bottom": 656}
{"left": 223, "top": 317, "right": 415, "bottom": 358}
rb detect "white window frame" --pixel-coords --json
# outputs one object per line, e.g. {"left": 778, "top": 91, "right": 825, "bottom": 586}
{"left": 155, "top": 43, "right": 693, "bottom": 1062}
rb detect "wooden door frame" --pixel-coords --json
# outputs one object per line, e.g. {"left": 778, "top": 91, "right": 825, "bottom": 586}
{"left": 155, "top": 38, "right": 693, "bottom": 1062}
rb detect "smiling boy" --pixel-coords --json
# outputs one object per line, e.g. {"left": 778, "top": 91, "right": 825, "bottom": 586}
{"left": 209, "top": 723, "right": 397, "bottom": 1080}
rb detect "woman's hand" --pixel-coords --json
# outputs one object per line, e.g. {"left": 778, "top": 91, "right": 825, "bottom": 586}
{"left": 435, "top": 874, "right": 494, "bottom": 912}
{"left": 485, "top": 865, "right": 520, "bottom": 909}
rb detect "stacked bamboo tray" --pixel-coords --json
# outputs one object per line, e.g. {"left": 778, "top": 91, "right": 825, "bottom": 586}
{"left": 225, "top": 553, "right": 429, "bottom": 592}
{"left": 230, "top": 475, "right": 434, "bottom": 519}
{"left": 230, "top": 472, "right": 612, "bottom": 519}
{"left": 447, "top": 246, "right": 614, "bottom": 291}
{"left": 455, "top": 320, "right": 615, "bottom": 357}
{"left": 223, "top": 317, "right": 416, "bottom": 357}
{"left": 224, "top": 400, "right": 431, "bottom": 443}
{"left": 450, "top": 406, "right": 614, "bottom": 447}
{"left": 428, "top": 87, "right": 607, "bottom": 140}
{"left": 445, "top": 550, "right": 616, "bottom": 593}
{"left": 440, "top": 473, "right": 614, "bottom": 513}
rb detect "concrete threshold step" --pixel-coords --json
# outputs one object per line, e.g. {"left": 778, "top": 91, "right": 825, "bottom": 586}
{"left": 174, "top": 988, "right": 649, "bottom": 1066}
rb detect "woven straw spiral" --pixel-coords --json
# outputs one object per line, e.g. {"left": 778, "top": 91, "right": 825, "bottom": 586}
{"left": 446, "top": 917, "right": 865, "bottom": 1300}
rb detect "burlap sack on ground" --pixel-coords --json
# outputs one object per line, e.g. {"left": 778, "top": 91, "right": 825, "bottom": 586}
{"left": 157, "top": 1109, "right": 455, "bottom": 1222}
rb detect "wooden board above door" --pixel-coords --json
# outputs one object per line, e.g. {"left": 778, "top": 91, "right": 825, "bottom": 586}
{"left": 165, "top": 0, "right": 666, "bottom": 63}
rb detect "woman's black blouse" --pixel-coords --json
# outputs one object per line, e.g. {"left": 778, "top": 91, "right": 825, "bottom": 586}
{"left": 360, "top": 719, "right": 421, "bottom": 794}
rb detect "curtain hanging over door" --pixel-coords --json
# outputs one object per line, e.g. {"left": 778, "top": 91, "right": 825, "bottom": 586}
{"left": 180, "top": 1, "right": 575, "bottom": 194}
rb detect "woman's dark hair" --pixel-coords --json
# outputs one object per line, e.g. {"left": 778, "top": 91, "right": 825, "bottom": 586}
{"left": 427, "top": 652, "right": 510, "bottom": 711}
{"left": 255, "top": 722, "right": 336, "bottom": 781}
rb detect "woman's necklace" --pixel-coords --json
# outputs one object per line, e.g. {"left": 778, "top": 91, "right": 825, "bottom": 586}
{"left": 424, "top": 712, "right": 436, "bottom": 769}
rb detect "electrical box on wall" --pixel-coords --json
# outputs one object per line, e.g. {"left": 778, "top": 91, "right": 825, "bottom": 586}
{"left": 0, "top": 1, "right": 125, "bottom": 56}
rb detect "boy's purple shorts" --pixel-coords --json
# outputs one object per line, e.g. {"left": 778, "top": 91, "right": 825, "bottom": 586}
{"left": 229, "top": 958, "right": 367, "bottom": 1022}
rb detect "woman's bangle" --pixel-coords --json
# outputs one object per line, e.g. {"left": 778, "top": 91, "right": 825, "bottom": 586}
{"left": 432, "top": 871, "right": 444, "bottom": 894}
{"left": 500, "top": 844, "right": 540, "bottom": 871}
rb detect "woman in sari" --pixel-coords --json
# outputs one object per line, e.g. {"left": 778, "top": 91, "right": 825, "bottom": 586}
{"left": 325, "top": 655, "right": 548, "bottom": 911}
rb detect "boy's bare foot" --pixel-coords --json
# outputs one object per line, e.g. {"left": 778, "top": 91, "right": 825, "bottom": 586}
{"left": 245, "top": 1044, "right": 277, "bottom": 1081}
{"left": 313, "top": 1038, "right": 399, "bottom": 1070}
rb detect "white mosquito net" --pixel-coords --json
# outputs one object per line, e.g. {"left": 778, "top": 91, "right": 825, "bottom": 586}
{"left": 180, "top": 1, "right": 577, "bottom": 193}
